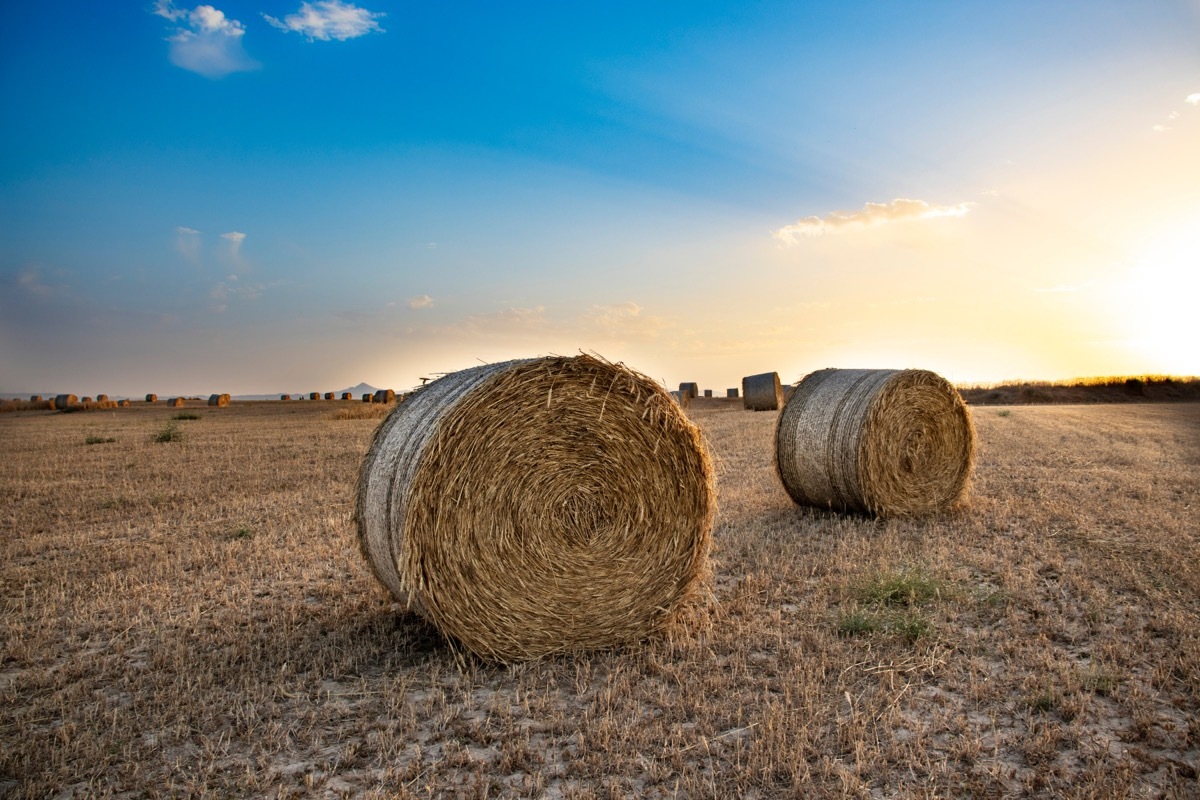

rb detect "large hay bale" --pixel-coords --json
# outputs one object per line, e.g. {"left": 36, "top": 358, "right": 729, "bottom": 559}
{"left": 742, "top": 372, "right": 783, "bottom": 411}
{"left": 208, "top": 393, "right": 230, "bottom": 407}
{"left": 55, "top": 394, "right": 78, "bottom": 409}
{"left": 775, "top": 368, "right": 974, "bottom": 517}
{"left": 145, "top": 393, "right": 157, "bottom": 403}
{"left": 679, "top": 382, "right": 699, "bottom": 400}
{"left": 356, "top": 354, "right": 714, "bottom": 662}
{"left": 168, "top": 397, "right": 185, "bottom": 407}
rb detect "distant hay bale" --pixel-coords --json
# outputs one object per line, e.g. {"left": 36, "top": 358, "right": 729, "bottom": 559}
{"left": 669, "top": 390, "right": 692, "bottom": 409}
{"left": 356, "top": 354, "right": 714, "bottom": 662}
{"left": 82, "top": 396, "right": 93, "bottom": 404}
{"left": 55, "top": 394, "right": 78, "bottom": 409}
{"left": 168, "top": 397, "right": 185, "bottom": 407}
{"left": 324, "top": 392, "right": 335, "bottom": 400}
{"left": 742, "top": 372, "right": 783, "bottom": 411}
{"left": 373, "top": 389, "right": 396, "bottom": 404}
{"left": 342, "top": 392, "right": 353, "bottom": 400}
{"left": 145, "top": 393, "right": 157, "bottom": 403}
{"left": 118, "top": 399, "right": 131, "bottom": 407}
{"left": 703, "top": 389, "right": 713, "bottom": 398}
{"left": 281, "top": 394, "right": 292, "bottom": 401}
{"left": 679, "top": 382, "right": 699, "bottom": 400}
{"left": 208, "top": 393, "right": 230, "bottom": 407}
{"left": 30, "top": 395, "right": 42, "bottom": 403}
{"left": 96, "top": 394, "right": 109, "bottom": 403}
{"left": 727, "top": 388, "right": 739, "bottom": 398}
{"left": 362, "top": 393, "right": 373, "bottom": 403}
{"left": 310, "top": 392, "right": 321, "bottom": 400}
{"left": 775, "top": 368, "right": 975, "bottom": 517}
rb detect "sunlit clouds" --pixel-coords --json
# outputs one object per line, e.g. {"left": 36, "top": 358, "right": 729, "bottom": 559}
{"left": 772, "top": 199, "right": 973, "bottom": 243}
{"left": 1187, "top": 93, "right": 1200, "bottom": 106}
{"left": 221, "top": 231, "right": 246, "bottom": 260}
{"left": 407, "top": 295, "right": 434, "bottom": 310}
{"left": 264, "top": 1, "right": 385, "bottom": 41}
{"left": 154, "top": 2, "right": 258, "bottom": 78}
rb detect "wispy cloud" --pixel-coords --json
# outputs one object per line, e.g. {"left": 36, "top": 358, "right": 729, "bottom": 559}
{"left": 1187, "top": 92, "right": 1200, "bottom": 106}
{"left": 407, "top": 294, "right": 434, "bottom": 310}
{"left": 580, "top": 302, "right": 672, "bottom": 340}
{"left": 154, "top": 2, "right": 258, "bottom": 78}
{"left": 264, "top": 1, "right": 385, "bottom": 41}
{"left": 221, "top": 231, "right": 246, "bottom": 259}
{"left": 175, "top": 226, "right": 201, "bottom": 261}
{"left": 772, "top": 198, "right": 972, "bottom": 243}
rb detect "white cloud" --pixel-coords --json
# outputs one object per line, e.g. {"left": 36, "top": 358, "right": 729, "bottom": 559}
{"left": 1186, "top": 93, "right": 1200, "bottom": 106}
{"left": 580, "top": 302, "right": 672, "bottom": 340}
{"left": 264, "top": 1, "right": 385, "bottom": 41}
{"left": 407, "top": 294, "right": 434, "bottom": 309}
{"left": 221, "top": 231, "right": 246, "bottom": 260}
{"left": 772, "top": 198, "right": 973, "bottom": 243}
{"left": 176, "top": 226, "right": 200, "bottom": 235}
{"left": 175, "top": 226, "right": 201, "bottom": 261}
{"left": 155, "top": 3, "right": 258, "bottom": 78}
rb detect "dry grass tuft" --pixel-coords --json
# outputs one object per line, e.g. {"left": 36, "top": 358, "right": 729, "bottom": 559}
{"left": 356, "top": 354, "right": 715, "bottom": 662}
{"left": 777, "top": 368, "right": 974, "bottom": 516}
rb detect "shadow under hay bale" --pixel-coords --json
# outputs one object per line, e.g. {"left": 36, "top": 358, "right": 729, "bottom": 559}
{"left": 742, "top": 372, "right": 782, "bottom": 411}
{"left": 356, "top": 354, "right": 714, "bottom": 662}
{"left": 776, "top": 368, "right": 974, "bottom": 517}
{"left": 208, "top": 393, "right": 230, "bottom": 407}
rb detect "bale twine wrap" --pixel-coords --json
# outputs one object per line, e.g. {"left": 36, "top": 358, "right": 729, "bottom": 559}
{"left": 775, "top": 368, "right": 974, "bottom": 517}
{"left": 742, "top": 372, "right": 783, "bottom": 411}
{"left": 356, "top": 354, "right": 715, "bottom": 662}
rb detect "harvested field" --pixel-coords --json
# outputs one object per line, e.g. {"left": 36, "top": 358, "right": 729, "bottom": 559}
{"left": 1, "top": 400, "right": 1198, "bottom": 797}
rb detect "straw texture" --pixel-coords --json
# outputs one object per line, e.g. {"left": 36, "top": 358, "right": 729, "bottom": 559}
{"left": 742, "top": 372, "right": 783, "bottom": 411}
{"left": 355, "top": 354, "right": 714, "bottom": 662}
{"left": 775, "top": 368, "right": 974, "bottom": 517}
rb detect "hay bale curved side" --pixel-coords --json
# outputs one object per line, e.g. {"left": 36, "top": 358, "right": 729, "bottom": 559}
{"left": 55, "top": 394, "right": 78, "bottom": 409}
{"left": 742, "top": 372, "right": 782, "bottom": 411}
{"left": 208, "top": 393, "right": 230, "bottom": 407}
{"left": 775, "top": 368, "right": 974, "bottom": 516}
{"left": 168, "top": 397, "right": 185, "bottom": 407}
{"left": 356, "top": 354, "right": 715, "bottom": 662}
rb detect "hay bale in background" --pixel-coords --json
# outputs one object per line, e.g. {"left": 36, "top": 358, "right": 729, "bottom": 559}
{"left": 96, "top": 394, "right": 109, "bottom": 403}
{"left": 168, "top": 397, "right": 185, "bottom": 407}
{"left": 373, "top": 389, "right": 396, "bottom": 404}
{"left": 118, "top": 399, "right": 131, "bottom": 407}
{"left": 727, "top": 388, "right": 739, "bottom": 398}
{"left": 281, "top": 394, "right": 291, "bottom": 401}
{"left": 362, "top": 393, "right": 373, "bottom": 403}
{"left": 82, "top": 397, "right": 93, "bottom": 403}
{"left": 30, "top": 395, "right": 42, "bottom": 403}
{"left": 703, "top": 389, "right": 713, "bottom": 398}
{"left": 356, "top": 354, "right": 714, "bottom": 662}
{"left": 208, "top": 393, "right": 230, "bottom": 407}
{"left": 310, "top": 392, "right": 321, "bottom": 400}
{"left": 679, "top": 382, "right": 699, "bottom": 400}
{"left": 776, "top": 368, "right": 974, "bottom": 517}
{"left": 669, "top": 390, "right": 692, "bottom": 409}
{"left": 742, "top": 372, "right": 783, "bottom": 411}
{"left": 342, "top": 392, "right": 353, "bottom": 400}
{"left": 145, "top": 393, "right": 157, "bottom": 403}
{"left": 55, "top": 394, "right": 78, "bottom": 409}
{"left": 324, "top": 392, "right": 335, "bottom": 400}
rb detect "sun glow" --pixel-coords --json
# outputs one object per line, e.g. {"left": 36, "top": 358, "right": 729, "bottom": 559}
{"left": 1118, "top": 223, "right": 1200, "bottom": 375}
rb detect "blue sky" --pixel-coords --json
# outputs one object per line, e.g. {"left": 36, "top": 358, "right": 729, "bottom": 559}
{"left": 2, "top": 1, "right": 1198, "bottom": 396}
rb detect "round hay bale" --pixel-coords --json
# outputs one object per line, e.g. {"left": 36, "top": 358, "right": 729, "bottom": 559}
{"left": 168, "top": 397, "right": 185, "bottom": 407}
{"left": 727, "top": 388, "right": 739, "bottom": 398}
{"left": 81, "top": 396, "right": 94, "bottom": 404}
{"left": 742, "top": 372, "right": 782, "bottom": 411}
{"left": 55, "top": 394, "right": 78, "bottom": 408}
{"left": 342, "top": 392, "right": 353, "bottom": 400}
{"left": 145, "top": 393, "right": 158, "bottom": 403}
{"left": 30, "top": 395, "right": 42, "bottom": 402}
{"left": 96, "top": 394, "right": 109, "bottom": 403}
{"left": 208, "top": 393, "right": 230, "bottom": 407}
{"left": 373, "top": 388, "right": 396, "bottom": 404}
{"left": 324, "top": 392, "right": 335, "bottom": 400}
{"left": 310, "top": 392, "right": 321, "bottom": 400}
{"left": 775, "top": 368, "right": 974, "bottom": 517}
{"left": 118, "top": 399, "right": 131, "bottom": 407}
{"left": 356, "top": 354, "right": 714, "bottom": 662}
{"left": 703, "top": 389, "right": 713, "bottom": 398}
{"left": 362, "top": 393, "right": 373, "bottom": 403}
{"left": 281, "top": 394, "right": 291, "bottom": 401}
{"left": 678, "top": 382, "right": 699, "bottom": 400}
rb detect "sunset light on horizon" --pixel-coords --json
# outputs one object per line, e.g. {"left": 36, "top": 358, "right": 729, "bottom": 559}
{"left": 2, "top": 1, "right": 1198, "bottom": 397}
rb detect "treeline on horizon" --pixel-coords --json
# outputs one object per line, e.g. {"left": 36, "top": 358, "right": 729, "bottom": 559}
{"left": 956, "top": 375, "right": 1200, "bottom": 405}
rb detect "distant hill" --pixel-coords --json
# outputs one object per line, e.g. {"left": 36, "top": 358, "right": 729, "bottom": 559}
{"left": 958, "top": 376, "right": 1200, "bottom": 405}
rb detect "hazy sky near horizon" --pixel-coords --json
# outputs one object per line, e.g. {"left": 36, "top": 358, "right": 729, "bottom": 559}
{"left": 2, "top": 1, "right": 1198, "bottom": 396}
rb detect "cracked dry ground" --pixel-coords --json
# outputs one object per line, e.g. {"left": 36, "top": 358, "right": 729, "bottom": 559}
{"left": 2, "top": 399, "right": 1198, "bottom": 798}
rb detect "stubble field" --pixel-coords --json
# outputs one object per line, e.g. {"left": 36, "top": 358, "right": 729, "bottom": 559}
{"left": 2, "top": 398, "right": 1198, "bottom": 798}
